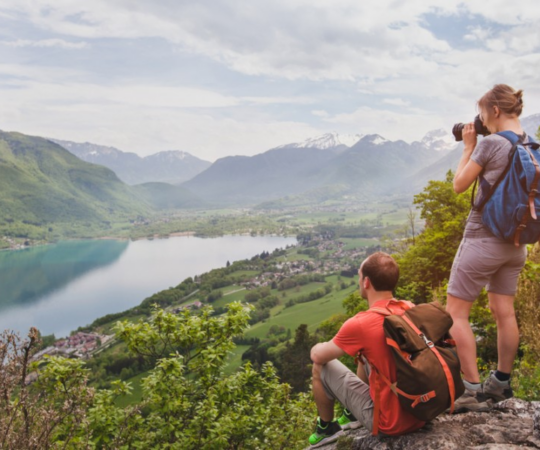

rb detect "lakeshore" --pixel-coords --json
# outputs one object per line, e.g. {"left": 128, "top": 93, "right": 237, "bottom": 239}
{"left": 0, "top": 234, "right": 296, "bottom": 337}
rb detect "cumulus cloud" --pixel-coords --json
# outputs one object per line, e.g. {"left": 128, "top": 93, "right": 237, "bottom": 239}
{"left": 0, "top": 38, "right": 89, "bottom": 49}
{"left": 383, "top": 98, "right": 410, "bottom": 107}
{"left": 0, "top": 0, "right": 452, "bottom": 81}
{"left": 324, "top": 105, "right": 446, "bottom": 142}
{"left": 0, "top": 71, "right": 321, "bottom": 160}
{"left": 1, "top": 0, "right": 540, "bottom": 155}
{"left": 311, "top": 110, "right": 329, "bottom": 117}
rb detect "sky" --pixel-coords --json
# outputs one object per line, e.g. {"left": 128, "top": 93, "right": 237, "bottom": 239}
{"left": 1, "top": 1, "right": 540, "bottom": 161}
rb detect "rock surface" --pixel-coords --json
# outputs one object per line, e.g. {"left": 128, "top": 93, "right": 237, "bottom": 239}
{"left": 314, "top": 399, "right": 540, "bottom": 450}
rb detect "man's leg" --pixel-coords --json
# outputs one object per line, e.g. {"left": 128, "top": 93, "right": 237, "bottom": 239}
{"left": 356, "top": 359, "right": 369, "bottom": 384}
{"left": 316, "top": 359, "right": 374, "bottom": 431}
{"left": 446, "top": 294, "right": 478, "bottom": 383}
{"left": 312, "top": 362, "right": 335, "bottom": 422}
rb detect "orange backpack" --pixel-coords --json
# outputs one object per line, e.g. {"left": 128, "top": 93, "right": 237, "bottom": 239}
{"left": 358, "top": 300, "right": 464, "bottom": 436}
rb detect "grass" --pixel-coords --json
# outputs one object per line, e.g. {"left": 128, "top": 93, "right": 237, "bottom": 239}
{"left": 381, "top": 208, "right": 410, "bottom": 225}
{"left": 245, "top": 284, "right": 354, "bottom": 340}
{"left": 230, "top": 270, "right": 259, "bottom": 279}
{"left": 276, "top": 250, "right": 312, "bottom": 262}
{"left": 213, "top": 288, "right": 247, "bottom": 308}
{"left": 95, "top": 314, "right": 146, "bottom": 335}
{"left": 222, "top": 284, "right": 245, "bottom": 294}
{"left": 223, "top": 345, "right": 250, "bottom": 376}
{"left": 115, "top": 370, "right": 148, "bottom": 407}
{"left": 340, "top": 237, "right": 380, "bottom": 250}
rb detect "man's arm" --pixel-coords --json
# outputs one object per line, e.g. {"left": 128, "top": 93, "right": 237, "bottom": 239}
{"left": 310, "top": 340, "right": 346, "bottom": 365}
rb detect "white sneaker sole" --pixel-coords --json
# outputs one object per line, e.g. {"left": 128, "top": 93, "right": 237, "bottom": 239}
{"left": 309, "top": 430, "right": 345, "bottom": 448}
{"left": 341, "top": 420, "right": 362, "bottom": 430}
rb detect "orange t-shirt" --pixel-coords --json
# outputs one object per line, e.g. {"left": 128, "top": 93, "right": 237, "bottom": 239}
{"left": 333, "top": 299, "right": 425, "bottom": 435}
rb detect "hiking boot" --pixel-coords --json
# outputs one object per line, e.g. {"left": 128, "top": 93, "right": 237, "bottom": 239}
{"left": 337, "top": 408, "right": 362, "bottom": 430}
{"left": 308, "top": 418, "right": 344, "bottom": 448}
{"left": 452, "top": 387, "right": 492, "bottom": 414}
{"left": 482, "top": 371, "right": 514, "bottom": 403}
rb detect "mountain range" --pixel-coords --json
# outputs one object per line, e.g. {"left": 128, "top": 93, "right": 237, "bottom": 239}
{"left": 0, "top": 132, "right": 149, "bottom": 225}
{"left": 0, "top": 132, "right": 203, "bottom": 230}
{"left": 51, "top": 139, "right": 211, "bottom": 185}
{"left": 3, "top": 114, "right": 539, "bottom": 228}
{"left": 182, "top": 129, "right": 459, "bottom": 206}
{"left": 183, "top": 115, "right": 540, "bottom": 206}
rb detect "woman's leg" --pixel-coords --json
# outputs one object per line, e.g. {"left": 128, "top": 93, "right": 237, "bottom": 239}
{"left": 488, "top": 292, "right": 519, "bottom": 373}
{"left": 446, "top": 294, "right": 479, "bottom": 383}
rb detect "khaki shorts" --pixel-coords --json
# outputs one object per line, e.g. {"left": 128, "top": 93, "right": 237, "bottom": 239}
{"left": 320, "top": 359, "right": 375, "bottom": 432}
{"left": 447, "top": 237, "right": 527, "bottom": 302}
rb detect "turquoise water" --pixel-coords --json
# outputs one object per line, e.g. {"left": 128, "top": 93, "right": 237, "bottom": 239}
{"left": 0, "top": 235, "right": 295, "bottom": 337}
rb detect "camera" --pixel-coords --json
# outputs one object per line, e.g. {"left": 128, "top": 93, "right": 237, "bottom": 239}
{"left": 452, "top": 115, "right": 490, "bottom": 142}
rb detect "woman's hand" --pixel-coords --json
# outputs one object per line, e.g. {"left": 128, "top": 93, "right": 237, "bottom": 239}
{"left": 462, "top": 122, "right": 477, "bottom": 153}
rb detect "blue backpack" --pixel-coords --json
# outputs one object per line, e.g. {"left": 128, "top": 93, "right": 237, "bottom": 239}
{"left": 472, "top": 131, "right": 540, "bottom": 246}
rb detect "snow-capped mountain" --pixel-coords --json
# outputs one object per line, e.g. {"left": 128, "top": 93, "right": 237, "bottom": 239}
{"left": 50, "top": 139, "right": 211, "bottom": 185}
{"left": 276, "top": 132, "right": 364, "bottom": 150}
{"left": 419, "top": 129, "right": 458, "bottom": 152}
{"left": 145, "top": 150, "right": 191, "bottom": 162}
{"left": 358, "top": 134, "right": 389, "bottom": 146}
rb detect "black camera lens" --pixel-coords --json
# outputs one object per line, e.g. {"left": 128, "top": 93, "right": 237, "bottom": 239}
{"left": 452, "top": 115, "right": 491, "bottom": 142}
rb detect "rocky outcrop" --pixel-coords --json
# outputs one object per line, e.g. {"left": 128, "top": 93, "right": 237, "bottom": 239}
{"left": 319, "top": 399, "right": 540, "bottom": 449}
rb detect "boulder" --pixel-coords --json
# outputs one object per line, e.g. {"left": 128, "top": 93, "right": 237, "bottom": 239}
{"left": 312, "top": 399, "right": 540, "bottom": 450}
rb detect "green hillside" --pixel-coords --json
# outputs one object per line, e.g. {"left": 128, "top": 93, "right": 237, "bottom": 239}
{"left": 0, "top": 131, "right": 151, "bottom": 230}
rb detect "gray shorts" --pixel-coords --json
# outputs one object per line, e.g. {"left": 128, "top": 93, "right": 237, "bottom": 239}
{"left": 447, "top": 236, "right": 527, "bottom": 302}
{"left": 320, "top": 359, "right": 375, "bottom": 432}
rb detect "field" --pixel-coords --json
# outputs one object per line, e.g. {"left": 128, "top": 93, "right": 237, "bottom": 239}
{"left": 245, "top": 284, "right": 355, "bottom": 340}
{"left": 340, "top": 237, "right": 380, "bottom": 250}
{"left": 115, "top": 371, "right": 147, "bottom": 408}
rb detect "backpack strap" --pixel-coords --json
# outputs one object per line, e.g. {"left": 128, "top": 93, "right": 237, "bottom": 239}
{"left": 369, "top": 299, "right": 413, "bottom": 316}
{"left": 369, "top": 359, "right": 435, "bottom": 437}
{"left": 400, "top": 314, "right": 457, "bottom": 414}
{"left": 471, "top": 131, "right": 525, "bottom": 212}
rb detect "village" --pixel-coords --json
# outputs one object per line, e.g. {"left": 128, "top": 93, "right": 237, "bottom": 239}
{"left": 32, "top": 331, "right": 115, "bottom": 362}
{"left": 241, "top": 237, "right": 372, "bottom": 289}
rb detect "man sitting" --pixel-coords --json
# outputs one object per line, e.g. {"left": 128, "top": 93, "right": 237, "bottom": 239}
{"left": 309, "top": 252, "right": 425, "bottom": 447}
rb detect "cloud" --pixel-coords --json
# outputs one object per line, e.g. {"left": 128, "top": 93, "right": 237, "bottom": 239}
{"left": 324, "top": 105, "right": 452, "bottom": 142}
{"left": 0, "top": 1, "right": 452, "bottom": 81}
{"left": 382, "top": 98, "right": 410, "bottom": 107}
{"left": 0, "top": 38, "right": 89, "bottom": 49}
{"left": 311, "top": 110, "right": 329, "bottom": 117}
{"left": 242, "top": 96, "right": 314, "bottom": 105}
{"left": 0, "top": 70, "right": 321, "bottom": 160}
{"left": 1, "top": 1, "right": 540, "bottom": 156}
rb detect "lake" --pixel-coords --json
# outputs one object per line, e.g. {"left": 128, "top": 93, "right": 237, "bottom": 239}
{"left": 0, "top": 235, "right": 296, "bottom": 337}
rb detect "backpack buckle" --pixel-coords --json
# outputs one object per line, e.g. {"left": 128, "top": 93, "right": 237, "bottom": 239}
{"left": 517, "top": 224, "right": 527, "bottom": 230}
{"left": 420, "top": 333, "right": 434, "bottom": 348}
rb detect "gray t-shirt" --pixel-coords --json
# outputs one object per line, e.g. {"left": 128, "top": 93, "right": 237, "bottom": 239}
{"left": 464, "top": 133, "right": 527, "bottom": 238}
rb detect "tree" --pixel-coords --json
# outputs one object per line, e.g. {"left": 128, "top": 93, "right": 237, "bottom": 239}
{"left": 0, "top": 328, "right": 94, "bottom": 449}
{"left": 394, "top": 171, "right": 470, "bottom": 302}
{"left": 1, "top": 305, "right": 315, "bottom": 449}
{"left": 407, "top": 206, "right": 417, "bottom": 245}
{"left": 278, "top": 324, "right": 317, "bottom": 393}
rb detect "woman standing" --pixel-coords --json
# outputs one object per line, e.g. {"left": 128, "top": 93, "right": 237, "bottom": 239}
{"left": 446, "top": 84, "right": 528, "bottom": 413}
